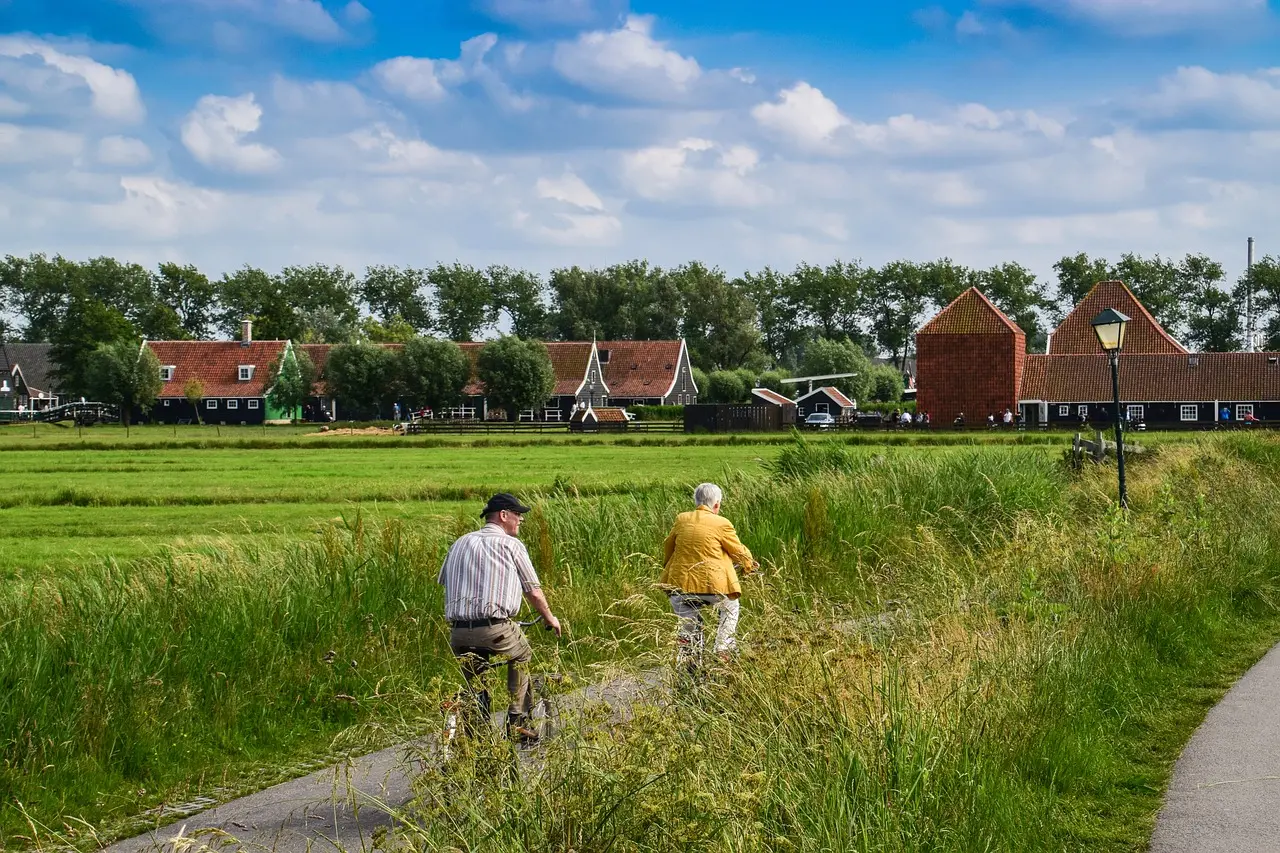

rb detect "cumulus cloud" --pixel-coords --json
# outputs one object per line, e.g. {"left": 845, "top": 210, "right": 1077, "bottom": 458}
{"left": 343, "top": 124, "right": 483, "bottom": 174}
{"left": 0, "top": 36, "right": 145, "bottom": 122}
{"left": 373, "top": 34, "right": 533, "bottom": 111}
{"left": 1140, "top": 66, "right": 1280, "bottom": 128}
{"left": 622, "top": 137, "right": 767, "bottom": 207}
{"left": 752, "top": 82, "right": 850, "bottom": 149}
{"left": 96, "top": 135, "right": 152, "bottom": 167}
{"left": 372, "top": 56, "right": 446, "bottom": 102}
{"left": 181, "top": 93, "right": 281, "bottom": 173}
{"left": 536, "top": 170, "right": 604, "bottom": 210}
{"left": 553, "top": 15, "right": 702, "bottom": 100}
{"left": 0, "top": 123, "right": 84, "bottom": 164}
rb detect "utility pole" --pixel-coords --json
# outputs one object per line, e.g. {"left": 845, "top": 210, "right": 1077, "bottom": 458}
{"left": 1247, "top": 237, "right": 1256, "bottom": 352}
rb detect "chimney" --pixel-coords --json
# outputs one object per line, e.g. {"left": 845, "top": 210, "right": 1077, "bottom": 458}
{"left": 241, "top": 319, "right": 252, "bottom": 347}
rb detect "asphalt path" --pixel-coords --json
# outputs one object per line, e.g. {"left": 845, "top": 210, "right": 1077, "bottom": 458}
{"left": 1149, "top": 641, "right": 1280, "bottom": 853}
{"left": 100, "top": 670, "right": 659, "bottom": 853}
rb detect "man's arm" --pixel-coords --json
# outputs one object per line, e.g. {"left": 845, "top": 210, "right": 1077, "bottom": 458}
{"left": 523, "top": 587, "right": 561, "bottom": 637}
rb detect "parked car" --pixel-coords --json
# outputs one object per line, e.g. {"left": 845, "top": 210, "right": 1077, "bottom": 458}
{"left": 805, "top": 412, "right": 836, "bottom": 429}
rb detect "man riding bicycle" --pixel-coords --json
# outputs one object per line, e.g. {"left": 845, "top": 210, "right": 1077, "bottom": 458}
{"left": 438, "top": 493, "right": 562, "bottom": 743}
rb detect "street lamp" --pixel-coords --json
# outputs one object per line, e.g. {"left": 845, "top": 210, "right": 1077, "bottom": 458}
{"left": 1091, "top": 308, "right": 1131, "bottom": 509}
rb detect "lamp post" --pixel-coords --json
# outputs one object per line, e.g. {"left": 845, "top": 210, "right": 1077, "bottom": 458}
{"left": 1091, "top": 308, "right": 1131, "bottom": 509}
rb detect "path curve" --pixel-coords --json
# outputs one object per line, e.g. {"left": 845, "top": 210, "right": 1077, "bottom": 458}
{"left": 99, "top": 670, "right": 659, "bottom": 853}
{"left": 1149, "top": 641, "right": 1280, "bottom": 852}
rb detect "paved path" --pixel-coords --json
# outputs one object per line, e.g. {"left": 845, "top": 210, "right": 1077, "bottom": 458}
{"left": 100, "top": 670, "right": 659, "bottom": 853}
{"left": 1150, "top": 642, "right": 1280, "bottom": 853}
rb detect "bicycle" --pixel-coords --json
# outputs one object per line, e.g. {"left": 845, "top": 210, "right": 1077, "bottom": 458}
{"left": 440, "top": 615, "right": 560, "bottom": 758}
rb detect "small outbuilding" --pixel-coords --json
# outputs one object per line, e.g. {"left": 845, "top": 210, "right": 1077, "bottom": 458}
{"left": 570, "top": 405, "right": 629, "bottom": 432}
{"left": 794, "top": 386, "right": 856, "bottom": 419}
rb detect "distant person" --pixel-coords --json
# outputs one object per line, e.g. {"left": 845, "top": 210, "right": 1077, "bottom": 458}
{"left": 954, "top": 412, "right": 965, "bottom": 428}
{"left": 986, "top": 413, "right": 996, "bottom": 430}
{"left": 1002, "top": 408, "right": 1013, "bottom": 429}
{"left": 438, "top": 493, "right": 562, "bottom": 743}
{"left": 900, "top": 410, "right": 912, "bottom": 427}
{"left": 661, "top": 483, "right": 758, "bottom": 673}
{"left": 393, "top": 402, "right": 401, "bottom": 422}
{"left": 1221, "top": 406, "right": 1231, "bottom": 424}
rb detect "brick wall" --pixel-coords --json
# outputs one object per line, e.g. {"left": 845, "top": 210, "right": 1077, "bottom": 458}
{"left": 917, "top": 332, "right": 1024, "bottom": 424}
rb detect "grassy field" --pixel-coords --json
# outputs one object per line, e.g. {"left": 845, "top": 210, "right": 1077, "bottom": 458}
{"left": 4, "top": 429, "right": 1280, "bottom": 851}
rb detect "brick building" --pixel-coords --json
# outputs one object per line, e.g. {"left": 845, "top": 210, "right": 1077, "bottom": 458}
{"left": 916, "top": 288, "right": 1025, "bottom": 425}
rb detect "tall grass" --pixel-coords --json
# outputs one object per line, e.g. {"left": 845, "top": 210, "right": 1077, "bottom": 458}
{"left": 5, "top": 435, "right": 1280, "bottom": 850}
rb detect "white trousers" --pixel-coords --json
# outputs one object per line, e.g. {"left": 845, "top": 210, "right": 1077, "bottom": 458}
{"left": 669, "top": 593, "right": 741, "bottom": 661}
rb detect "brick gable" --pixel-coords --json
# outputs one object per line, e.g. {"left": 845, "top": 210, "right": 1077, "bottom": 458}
{"left": 1049, "top": 280, "right": 1187, "bottom": 355}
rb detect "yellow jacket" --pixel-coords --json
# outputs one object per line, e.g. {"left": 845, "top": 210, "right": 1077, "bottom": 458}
{"left": 660, "top": 506, "right": 755, "bottom": 597}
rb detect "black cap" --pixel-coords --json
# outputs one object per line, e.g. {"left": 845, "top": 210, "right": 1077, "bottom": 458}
{"left": 480, "top": 492, "right": 532, "bottom": 517}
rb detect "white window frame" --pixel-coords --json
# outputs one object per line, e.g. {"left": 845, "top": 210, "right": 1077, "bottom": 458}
{"left": 815, "top": 402, "right": 829, "bottom": 414}
{"left": 227, "top": 399, "right": 239, "bottom": 410}
{"left": 248, "top": 399, "right": 260, "bottom": 410}
{"left": 1180, "top": 404, "right": 1198, "bottom": 422}
{"left": 163, "top": 399, "right": 171, "bottom": 407}
{"left": 206, "top": 399, "right": 218, "bottom": 409}
{"left": 160, "top": 365, "right": 175, "bottom": 382}
{"left": 1077, "top": 405, "right": 1089, "bottom": 418}
{"left": 1237, "top": 404, "right": 1255, "bottom": 420}
{"left": 1126, "top": 404, "right": 1144, "bottom": 422}
{"left": 1058, "top": 405, "right": 1069, "bottom": 417}
{"left": 238, "top": 365, "right": 254, "bottom": 381}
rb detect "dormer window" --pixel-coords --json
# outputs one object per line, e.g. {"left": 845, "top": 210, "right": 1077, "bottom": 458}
{"left": 160, "top": 365, "right": 176, "bottom": 382}
{"left": 598, "top": 349, "right": 610, "bottom": 364}
{"left": 239, "top": 365, "right": 254, "bottom": 381}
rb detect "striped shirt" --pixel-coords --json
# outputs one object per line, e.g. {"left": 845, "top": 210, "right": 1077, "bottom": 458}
{"left": 437, "top": 523, "right": 541, "bottom": 622}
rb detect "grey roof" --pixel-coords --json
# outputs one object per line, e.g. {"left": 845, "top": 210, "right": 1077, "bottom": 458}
{"left": 5, "top": 343, "right": 58, "bottom": 395}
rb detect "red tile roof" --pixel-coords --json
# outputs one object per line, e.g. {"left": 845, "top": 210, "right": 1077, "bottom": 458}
{"left": 919, "top": 288, "right": 1023, "bottom": 336}
{"left": 1020, "top": 353, "right": 1280, "bottom": 401}
{"left": 147, "top": 340, "right": 288, "bottom": 398}
{"left": 752, "top": 388, "right": 796, "bottom": 407}
{"left": 598, "top": 340, "right": 684, "bottom": 398}
{"left": 592, "top": 406, "right": 629, "bottom": 423}
{"left": 1049, "top": 280, "right": 1187, "bottom": 355}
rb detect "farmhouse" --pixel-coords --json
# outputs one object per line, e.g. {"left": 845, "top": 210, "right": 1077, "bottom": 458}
{"left": 0, "top": 342, "right": 60, "bottom": 412}
{"left": 917, "top": 281, "right": 1280, "bottom": 428}
{"left": 144, "top": 323, "right": 295, "bottom": 424}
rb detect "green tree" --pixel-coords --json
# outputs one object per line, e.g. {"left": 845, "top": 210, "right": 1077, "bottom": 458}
{"left": 359, "top": 315, "right": 418, "bottom": 343}
{"left": 690, "top": 367, "right": 709, "bottom": 399}
{"left": 431, "top": 263, "right": 496, "bottom": 341}
{"left": 867, "top": 363, "right": 905, "bottom": 403}
{"left": 792, "top": 260, "right": 869, "bottom": 344}
{"left": 326, "top": 342, "right": 400, "bottom": 418}
{"left": 736, "top": 267, "right": 805, "bottom": 367}
{"left": 548, "top": 261, "right": 681, "bottom": 341}
{"left": 974, "top": 262, "right": 1053, "bottom": 352}
{"left": 869, "top": 261, "right": 928, "bottom": 370}
{"left": 218, "top": 266, "right": 299, "bottom": 341}
{"left": 51, "top": 297, "right": 138, "bottom": 399}
{"left": 1179, "top": 254, "right": 1239, "bottom": 352}
{"left": 676, "top": 262, "right": 765, "bottom": 371}
{"left": 476, "top": 336, "right": 555, "bottom": 419}
{"left": 398, "top": 337, "right": 470, "bottom": 413}
{"left": 705, "top": 370, "right": 748, "bottom": 404}
{"left": 1243, "top": 256, "right": 1280, "bottom": 350}
{"left": 156, "top": 263, "right": 219, "bottom": 339}
{"left": 800, "top": 337, "right": 872, "bottom": 402}
{"left": 361, "top": 265, "right": 431, "bottom": 332}
{"left": 488, "top": 266, "right": 550, "bottom": 339}
{"left": 280, "top": 264, "right": 360, "bottom": 343}
{"left": 756, "top": 369, "right": 790, "bottom": 394}
{"left": 84, "top": 339, "right": 162, "bottom": 426}
{"left": 1112, "top": 253, "right": 1183, "bottom": 338}
{"left": 1053, "top": 252, "right": 1112, "bottom": 313}
{"left": 266, "top": 347, "right": 317, "bottom": 421}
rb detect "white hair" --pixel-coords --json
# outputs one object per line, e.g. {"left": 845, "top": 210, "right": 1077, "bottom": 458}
{"left": 694, "top": 482, "right": 723, "bottom": 508}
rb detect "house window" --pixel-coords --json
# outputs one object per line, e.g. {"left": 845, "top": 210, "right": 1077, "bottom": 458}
{"left": 1126, "top": 405, "right": 1144, "bottom": 422}
{"left": 163, "top": 399, "right": 171, "bottom": 407}
{"left": 206, "top": 399, "right": 218, "bottom": 409}
{"left": 1077, "top": 405, "right": 1089, "bottom": 418}
{"left": 1058, "top": 405, "right": 1069, "bottom": 417}
{"left": 248, "top": 399, "right": 260, "bottom": 410}
{"left": 238, "top": 365, "right": 254, "bottom": 381}
{"left": 1180, "top": 404, "right": 1198, "bottom": 422}
{"left": 227, "top": 400, "right": 239, "bottom": 410}
{"left": 598, "top": 349, "right": 610, "bottom": 364}
{"left": 816, "top": 403, "right": 829, "bottom": 413}
{"left": 602, "top": 396, "right": 608, "bottom": 406}
{"left": 1238, "top": 404, "right": 1255, "bottom": 421}
{"left": 160, "top": 366, "right": 175, "bottom": 382}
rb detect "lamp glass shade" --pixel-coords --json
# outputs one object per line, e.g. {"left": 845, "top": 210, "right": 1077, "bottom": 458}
{"left": 1091, "top": 308, "right": 1131, "bottom": 353}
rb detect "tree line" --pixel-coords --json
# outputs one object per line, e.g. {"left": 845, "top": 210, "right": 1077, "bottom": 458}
{"left": 3, "top": 251, "right": 1278, "bottom": 404}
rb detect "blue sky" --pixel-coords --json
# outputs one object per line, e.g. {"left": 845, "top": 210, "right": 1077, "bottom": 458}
{"left": 0, "top": 0, "right": 1277, "bottom": 285}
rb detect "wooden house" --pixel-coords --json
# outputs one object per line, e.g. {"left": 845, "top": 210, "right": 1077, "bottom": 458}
{"left": 794, "top": 386, "right": 857, "bottom": 418}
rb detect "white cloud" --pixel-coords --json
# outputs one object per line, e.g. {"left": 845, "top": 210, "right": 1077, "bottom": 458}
{"left": 372, "top": 56, "right": 446, "bottom": 102}
{"left": 96, "top": 135, "right": 152, "bottom": 167}
{"left": 0, "top": 36, "right": 145, "bottom": 122}
{"left": 1141, "top": 66, "right": 1280, "bottom": 127}
{"left": 752, "top": 82, "right": 850, "bottom": 149}
{"left": 181, "top": 93, "right": 281, "bottom": 173}
{"left": 95, "top": 176, "right": 225, "bottom": 239}
{"left": 342, "top": 1, "right": 371, "bottom": 25}
{"left": 553, "top": 15, "right": 702, "bottom": 100}
{"left": 0, "top": 123, "right": 84, "bottom": 164}
{"left": 343, "top": 124, "right": 483, "bottom": 174}
{"left": 622, "top": 137, "right": 767, "bottom": 207}
{"left": 0, "top": 93, "right": 27, "bottom": 117}
{"left": 536, "top": 170, "right": 604, "bottom": 210}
